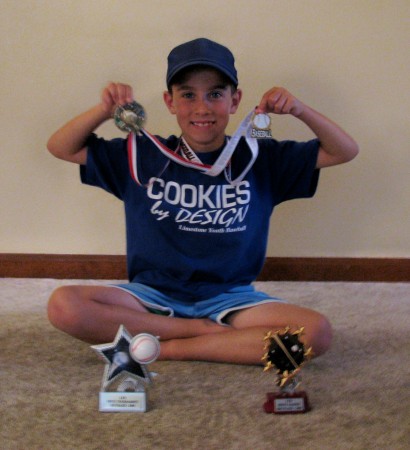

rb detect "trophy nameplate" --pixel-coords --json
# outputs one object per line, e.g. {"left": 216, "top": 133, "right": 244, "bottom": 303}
{"left": 99, "top": 390, "right": 147, "bottom": 413}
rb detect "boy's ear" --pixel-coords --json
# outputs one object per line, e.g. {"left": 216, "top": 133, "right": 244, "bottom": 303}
{"left": 163, "top": 91, "right": 176, "bottom": 114}
{"left": 230, "top": 88, "right": 242, "bottom": 114}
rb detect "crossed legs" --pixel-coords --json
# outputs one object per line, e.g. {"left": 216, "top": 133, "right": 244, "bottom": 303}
{"left": 47, "top": 285, "right": 332, "bottom": 365}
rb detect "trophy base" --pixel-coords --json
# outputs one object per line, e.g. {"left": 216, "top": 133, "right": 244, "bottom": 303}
{"left": 263, "top": 391, "right": 311, "bottom": 414}
{"left": 99, "top": 391, "right": 147, "bottom": 412}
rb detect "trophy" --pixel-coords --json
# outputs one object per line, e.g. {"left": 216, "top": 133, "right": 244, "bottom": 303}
{"left": 113, "top": 101, "right": 146, "bottom": 134}
{"left": 262, "top": 327, "right": 313, "bottom": 414}
{"left": 251, "top": 112, "right": 272, "bottom": 138}
{"left": 91, "top": 325, "right": 160, "bottom": 412}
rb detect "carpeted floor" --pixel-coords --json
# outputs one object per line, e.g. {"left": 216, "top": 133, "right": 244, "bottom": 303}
{"left": 1, "top": 279, "right": 409, "bottom": 450}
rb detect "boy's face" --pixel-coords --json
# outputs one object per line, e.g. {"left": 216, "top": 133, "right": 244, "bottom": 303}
{"left": 163, "top": 69, "right": 242, "bottom": 153}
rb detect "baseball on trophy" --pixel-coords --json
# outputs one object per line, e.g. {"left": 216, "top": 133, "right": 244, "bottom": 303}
{"left": 129, "top": 333, "right": 161, "bottom": 364}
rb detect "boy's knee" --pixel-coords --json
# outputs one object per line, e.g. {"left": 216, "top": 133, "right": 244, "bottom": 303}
{"left": 47, "top": 286, "right": 80, "bottom": 332}
{"left": 309, "top": 314, "right": 332, "bottom": 357}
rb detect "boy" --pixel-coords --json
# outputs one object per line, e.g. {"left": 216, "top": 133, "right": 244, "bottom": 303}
{"left": 47, "top": 38, "right": 358, "bottom": 365}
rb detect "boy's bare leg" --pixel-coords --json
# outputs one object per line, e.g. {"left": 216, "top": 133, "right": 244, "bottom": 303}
{"left": 48, "top": 286, "right": 332, "bottom": 365}
{"left": 160, "top": 303, "right": 332, "bottom": 365}
{"left": 47, "top": 285, "right": 226, "bottom": 344}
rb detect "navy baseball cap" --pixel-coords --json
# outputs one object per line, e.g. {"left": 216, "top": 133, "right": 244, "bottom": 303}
{"left": 166, "top": 38, "right": 238, "bottom": 89}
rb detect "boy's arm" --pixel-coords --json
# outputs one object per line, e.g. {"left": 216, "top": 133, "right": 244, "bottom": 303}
{"left": 47, "top": 104, "right": 110, "bottom": 165}
{"left": 47, "top": 83, "right": 134, "bottom": 165}
{"left": 256, "top": 87, "right": 359, "bottom": 168}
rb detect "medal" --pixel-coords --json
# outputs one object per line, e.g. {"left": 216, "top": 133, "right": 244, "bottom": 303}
{"left": 118, "top": 104, "right": 263, "bottom": 186}
{"left": 251, "top": 112, "right": 272, "bottom": 139}
{"left": 114, "top": 101, "right": 146, "bottom": 134}
{"left": 128, "top": 110, "right": 259, "bottom": 186}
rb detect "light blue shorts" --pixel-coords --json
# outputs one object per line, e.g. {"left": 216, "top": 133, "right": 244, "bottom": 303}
{"left": 112, "top": 282, "right": 286, "bottom": 325}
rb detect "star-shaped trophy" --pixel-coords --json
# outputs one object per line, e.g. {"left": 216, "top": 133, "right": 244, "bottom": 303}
{"left": 91, "top": 325, "right": 160, "bottom": 412}
{"left": 262, "top": 326, "right": 313, "bottom": 414}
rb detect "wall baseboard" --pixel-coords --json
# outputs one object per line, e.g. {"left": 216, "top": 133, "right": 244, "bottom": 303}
{"left": 1, "top": 254, "right": 409, "bottom": 282}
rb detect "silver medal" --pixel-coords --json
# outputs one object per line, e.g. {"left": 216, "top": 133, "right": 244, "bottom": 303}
{"left": 251, "top": 112, "right": 272, "bottom": 139}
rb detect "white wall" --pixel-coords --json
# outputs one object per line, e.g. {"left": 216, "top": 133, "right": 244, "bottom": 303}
{"left": 1, "top": 0, "right": 409, "bottom": 257}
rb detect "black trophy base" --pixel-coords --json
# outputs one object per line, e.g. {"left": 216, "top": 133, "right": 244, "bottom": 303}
{"left": 263, "top": 391, "right": 311, "bottom": 414}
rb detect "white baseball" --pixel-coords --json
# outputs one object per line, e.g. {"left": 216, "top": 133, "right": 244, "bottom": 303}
{"left": 129, "top": 333, "right": 161, "bottom": 364}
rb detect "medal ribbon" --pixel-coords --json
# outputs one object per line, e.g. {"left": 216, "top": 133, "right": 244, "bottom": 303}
{"left": 128, "top": 110, "right": 259, "bottom": 186}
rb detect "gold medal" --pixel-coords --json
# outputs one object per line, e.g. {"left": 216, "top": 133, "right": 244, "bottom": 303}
{"left": 114, "top": 101, "right": 146, "bottom": 134}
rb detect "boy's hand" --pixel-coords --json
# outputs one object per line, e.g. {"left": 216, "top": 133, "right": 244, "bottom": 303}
{"left": 101, "top": 82, "right": 134, "bottom": 116}
{"left": 256, "top": 87, "right": 304, "bottom": 117}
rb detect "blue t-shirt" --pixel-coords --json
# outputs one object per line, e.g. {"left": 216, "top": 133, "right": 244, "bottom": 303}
{"left": 81, "top": 133, "right": 320, "bottom": 302}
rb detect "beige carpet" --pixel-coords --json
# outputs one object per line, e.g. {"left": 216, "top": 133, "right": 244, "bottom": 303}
{"left": 1, "top": 279, "right": 409, "bottom": 450}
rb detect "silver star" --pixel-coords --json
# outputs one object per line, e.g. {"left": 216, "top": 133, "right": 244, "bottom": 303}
{"left": 91, "top": 325, "right": 151, "bottom": 391}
